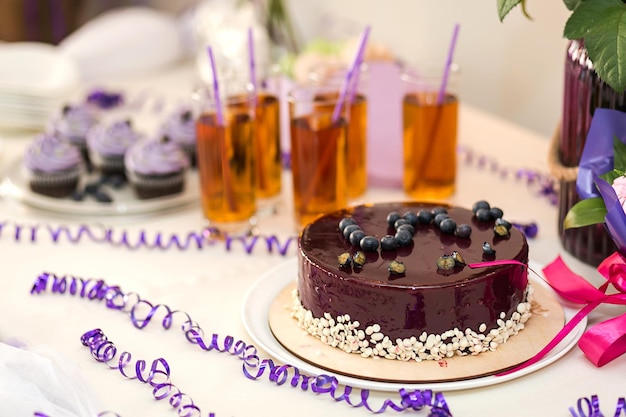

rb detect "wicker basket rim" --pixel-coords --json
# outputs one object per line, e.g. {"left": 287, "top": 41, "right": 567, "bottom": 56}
{"left": 548, "top": 124, "right": 579, "bottom": 183}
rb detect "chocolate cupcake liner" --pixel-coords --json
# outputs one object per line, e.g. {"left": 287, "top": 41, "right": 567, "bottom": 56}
{"left": 28, "top": 168, "right": 82, "bottom": 198}
{"left": 129, "top": 171, "right": 186, "bottom": 200}
{"left": 90, "top": 152, "right": 126, "bottom": 177}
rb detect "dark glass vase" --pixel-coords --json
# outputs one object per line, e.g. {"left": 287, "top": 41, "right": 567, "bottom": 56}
{"left": 558, "top": 39, "right": 623, "bottom": 266}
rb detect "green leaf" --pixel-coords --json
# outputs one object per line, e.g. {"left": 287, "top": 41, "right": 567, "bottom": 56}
{"left": 563, "top": 198, "right": 607, "bottom": 229}
{"left": 564, "top": 0, "right": 583, "bottom": 12}
{"left": 613, "top": 135, "right": 626, "bottom": 170}
{"left": 563, "top": 0, "right": 626, "bottom": 92}
{"left": 497, "top": 0, "right": 525, "bottom": 22}
{"left": 600, "top": 168, "right": 623, "bottom": 185}
{"left": 599, "top": 136, "right": 626, "bottom": 183}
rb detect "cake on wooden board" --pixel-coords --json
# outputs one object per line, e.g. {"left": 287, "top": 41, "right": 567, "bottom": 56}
{"left": 293, "top": 201, "right": 532, "bottom": 361}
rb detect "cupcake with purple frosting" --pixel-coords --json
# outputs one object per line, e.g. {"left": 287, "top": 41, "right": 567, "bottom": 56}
{"left": 23, "top": 132, "right": 84, "bottom": 198}
{"left": 87, "top": 119, "right": 143, "bottom": 177}
{"left": 160, "top": 106, "right": 197, "bottom": 167}
{"left": 124, "top": 135, "right": 190, "bottom": 199}
{"left": 51, "top": 104, "right": 100, "bottom": 166}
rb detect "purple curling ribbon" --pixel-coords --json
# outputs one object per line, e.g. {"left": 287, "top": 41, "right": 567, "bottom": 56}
{"left": 0, "top": 221, "right": 297, "bottom": 255}
{"left": 569, "top": 395, "right": 626, "bottom": 417}
{"left": 30, "top": 273, "right": 122, "bottom": 305}
{"left": 399, "top": 388, "right": 451, "bottom": 416}
{"left": 239, "top": 357, "right": 451, "bottom": 415}
{"left": 570, "top": 396, "right": 603, "bottom": 417}
{"left": 32, "top": 272, "right": 452, "bottom": 416}
{"left": 457, "top": 145, "right": 558, "bottom": 206}
{"left": 80, "top": 328, "right": 208, "bottom": 417}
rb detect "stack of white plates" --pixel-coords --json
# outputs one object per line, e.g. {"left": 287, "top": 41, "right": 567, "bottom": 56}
{"left": 0, "top": 42, "right": 80, "bottom": 130}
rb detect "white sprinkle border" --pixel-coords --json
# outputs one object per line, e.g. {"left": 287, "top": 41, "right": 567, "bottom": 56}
{"left": 291, "top": 285, "right": 534, "bottom": 362}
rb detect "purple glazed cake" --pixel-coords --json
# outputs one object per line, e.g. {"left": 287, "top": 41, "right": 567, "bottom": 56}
{"left": 160, "top": 106, "right": 196, "bottom": 167}
{"left": 87, "top": 119, "right": 143, "bottom": 177}
{"left": 293, "top": 201, "right": 532, "bottom": 361}
{"left": 23, "top": 132, "right": 83, "bottom": 198}
{"left": 124, "top": 136, "right": 190, "bottom": 199}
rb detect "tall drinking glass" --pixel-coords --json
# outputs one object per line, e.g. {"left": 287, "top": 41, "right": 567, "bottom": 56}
{"left": 288, "top": 84, "right": 348, "bottom": 229}
{"left": 309, "top": 64, "right": 368, "bottom": 200}
{"left": 194, "top": 82, "right": 257, "bottom": 233}
{"left": 402, "top": 66, "right": 460, "bottom": 201}
{"left": 254, "top": 92, "right": 282, "bottom": 205}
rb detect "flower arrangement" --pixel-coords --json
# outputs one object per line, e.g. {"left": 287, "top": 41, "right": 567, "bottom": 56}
{"left": 498, "top": 0, "right": 626, "bottom": 92}
{"left": 541, "top": 108, "right": 626, "bottom": 368}
{"left": 563, "top": 108, "right": 626, "bottom": 254}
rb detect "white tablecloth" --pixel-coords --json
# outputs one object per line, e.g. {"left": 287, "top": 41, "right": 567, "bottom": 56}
{"left": 0, "top": 60, "right": 622, "bottom": 417}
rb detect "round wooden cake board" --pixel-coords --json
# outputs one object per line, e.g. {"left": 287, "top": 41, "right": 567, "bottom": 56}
{"left": 268, "top": 280, "right": 564, "bottom": 383}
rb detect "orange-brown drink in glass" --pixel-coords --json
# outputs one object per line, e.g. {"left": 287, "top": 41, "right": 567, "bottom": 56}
{"left": 194, "top": 85, "right": 256, "bottom": 232}
{"left": 309, "top": 65, "right": 368, "bottom": 200}
{"left": 346, "top": 92, "right": 367, "bottom": 198}
{"left": 402, "top": 67, "right": 459, "bottom": 201}
{"left": 289, "top": 84, "right": 348, "bottom": 229}
{"left": 254, "top": 92, "right": 281, "bottom": 201}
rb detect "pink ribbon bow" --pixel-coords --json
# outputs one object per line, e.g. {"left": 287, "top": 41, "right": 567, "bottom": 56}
{"left": 542, "top": 253, "right": 626, "bottom": 367}
{"left": 494, "top": 253, "right": 626, "bottom": 376}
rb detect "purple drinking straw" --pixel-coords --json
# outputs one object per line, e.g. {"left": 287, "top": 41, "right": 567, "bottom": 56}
{"left": 247, "top": 27, "right": 258, "bottom": 105}
{"left": 347, "top": 38, "right": 369, "bottom": 104}
{"left": 332, "top": 25, "right": 371, "bottom": 123}
{"left": 207, "top": 46, "right": 224, "bottom": 126}
{"left": 437, "top": 23, "right": 460, "bottom": 105}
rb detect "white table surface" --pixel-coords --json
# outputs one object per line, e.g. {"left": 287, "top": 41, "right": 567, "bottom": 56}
{"left": 0, "top": 60, "right": 623, "bottom": 417}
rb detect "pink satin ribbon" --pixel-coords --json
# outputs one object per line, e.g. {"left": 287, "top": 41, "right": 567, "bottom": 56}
{"left": 498, "top": 254, "right": 626, "bottom": 375}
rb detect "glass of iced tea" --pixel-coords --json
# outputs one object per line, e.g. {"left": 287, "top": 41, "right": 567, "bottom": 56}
{"left": 288, "top": 83, "right": 349, "bottom": 229}
{"left": 193, "top": 82, "right": 257, "bottom": 233}
{"left": 309, "top": 64, "right": 368, "bottom": 200}
{"left": 401, "top": 65, "right": 460, "bottom": 201}
{"left": 253, "top": 91, "right": 282, "bottom": 209}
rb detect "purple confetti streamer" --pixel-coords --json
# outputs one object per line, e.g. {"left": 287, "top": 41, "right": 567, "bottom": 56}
{"left": 456, "top": 145, "right": 558, "bottom": 206}
{"left": 31, "top": 272, "right": 452, "bottom": 416}
{"left": 0, "top": 221, "right": 297, "bottom": 255}
{"left": 568, "top": 394, "right": 626, "bottom": 417}
{"left": 80, "top": 329, "right": 205, "bottom": 416}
